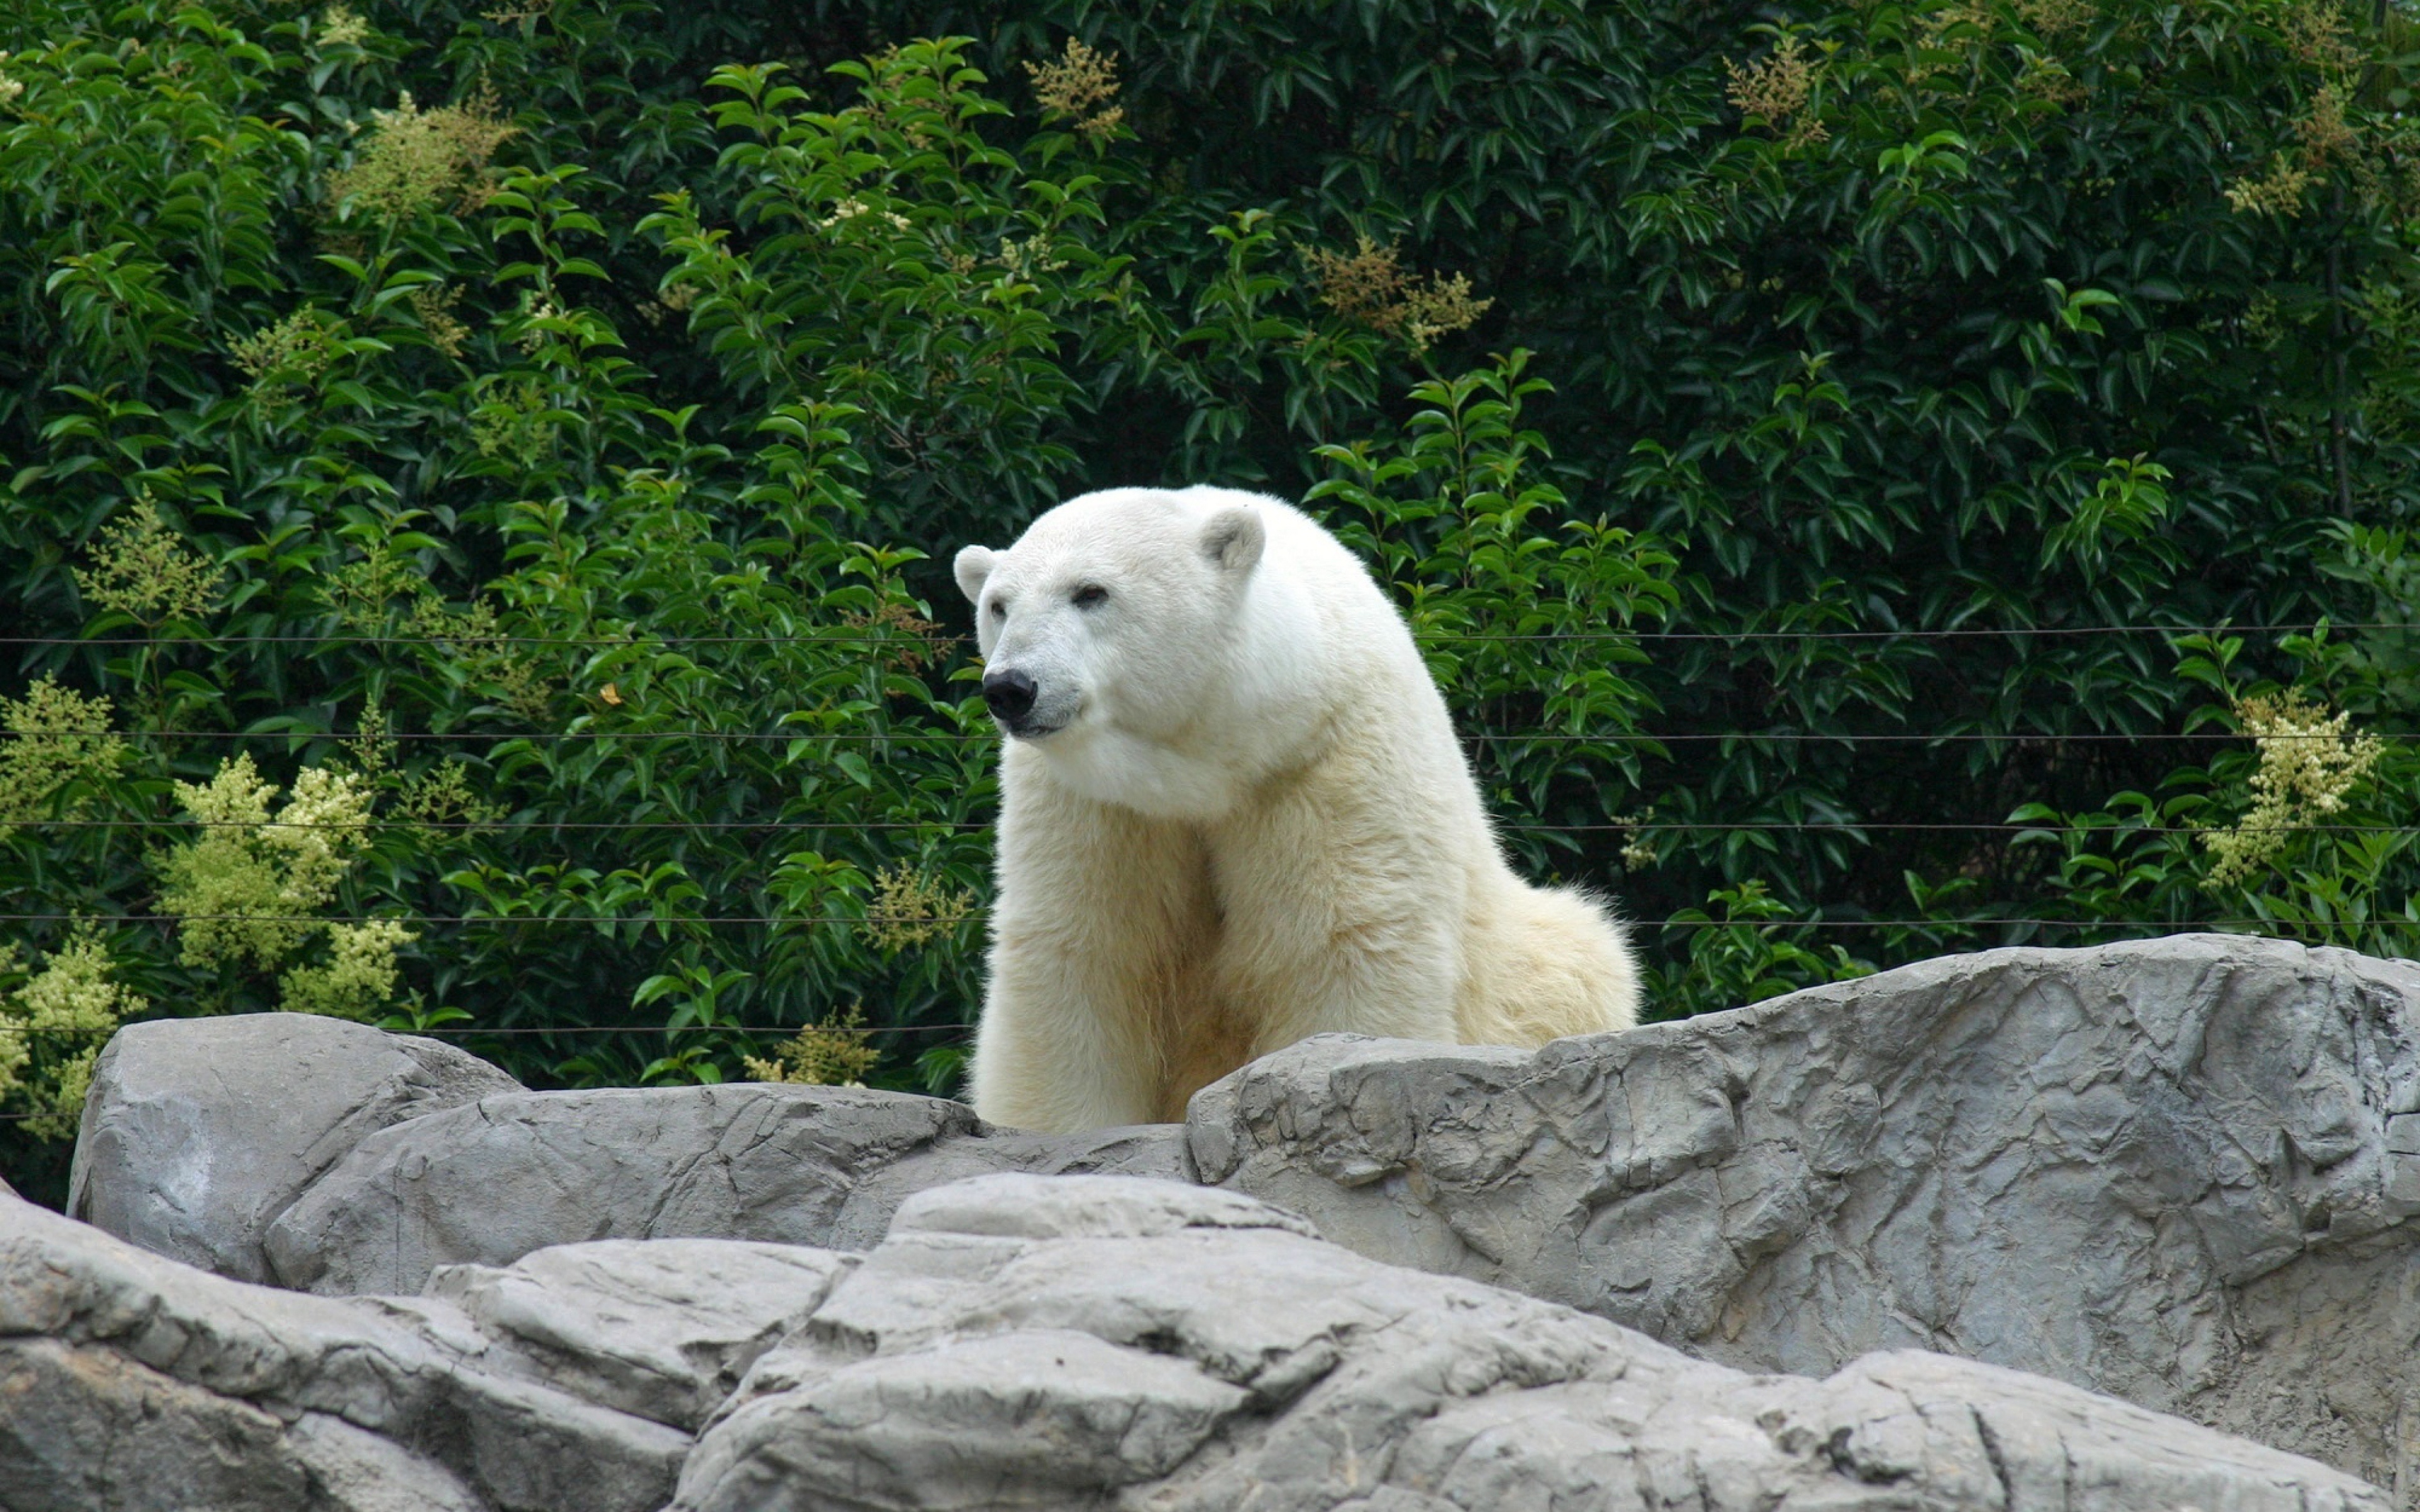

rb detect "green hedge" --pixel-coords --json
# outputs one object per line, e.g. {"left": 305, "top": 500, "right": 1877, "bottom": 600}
{"left": 1, "top": 0, "right": 2413, "bottom": 1203}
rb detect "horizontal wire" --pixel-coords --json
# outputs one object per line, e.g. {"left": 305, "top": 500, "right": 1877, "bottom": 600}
{"left": 6, "top": 729, "right": 987, "bottom": 743}
{"left": 1, "top": 912, "right": 2409, "bottom": 928}
{"left": 5, "top": 728, "right": 2407, "bottom": 744}
{"left": 20, "top": 818, "right": 996, "bottom": 830}
{"left": 0, "top": 1021, "right": 974, "bottom": 1039}
{"left": 8, "top": 634, "right": 964, "bottom": 650}
{"left": 4, "top": 622, "right": 2414, "bottom": 649}
{"left": 9, "top": 820, "right": 2411, "bottom": 834}
{"left": 0, "top": 914, "right": 914, "bottom": 925}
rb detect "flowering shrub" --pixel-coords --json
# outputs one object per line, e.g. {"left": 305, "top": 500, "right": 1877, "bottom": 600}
{"left": 0, "top": 929, "right": 141, "bottom": 1138}
{"left": 0, "top": 0, "right": 2416, "bottom": 1203}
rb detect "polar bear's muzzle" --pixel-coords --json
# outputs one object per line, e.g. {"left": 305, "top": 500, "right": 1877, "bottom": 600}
{"left": 982, "top": 667, "right": 1073, "bottom": 739}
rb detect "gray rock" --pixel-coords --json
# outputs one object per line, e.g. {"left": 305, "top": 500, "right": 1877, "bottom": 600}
{"left": 67, "top": 1012, "right": 522, "bottom": 1283}
{"left": 427, "top": 1239, "right": 857, "bottom": 1430}
{"left": 282, "top": 1412, "right": 488, "bottom": 1512}
{"left": 0, "top": 1337, "right": 318, "bottom": 1512}
{"left": 887, "top": 1167, "right": 1317, "bottom": 1241}
{"left": 672, "top": 1172, "right": 2388, "bottom": 1512}
{"left": 0, "top": 1187, "right": 688, "bottom": 1512}
{"left": 4, "top": 1168, "right": 2393, "bottom": 1512}
{"left": 264, "top": 1081, "right": 1187, "bottom": 1295}
{"left": 48, "top": 937, "right": 2420, "bottom": 1503}
{"left": 1186, "top": 934, "right": 2420, "bottom": 1497}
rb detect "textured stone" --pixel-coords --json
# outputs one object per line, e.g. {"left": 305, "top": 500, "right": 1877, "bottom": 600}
{"left": 2, "top": 1167, "right": 2395, "bottom": 1512}
{"left": 42, "top": 936, "right": 2420, "bottom": 1505}
{"left": 427, "top": 1239, "right": 856, "bottom": 1430}
{"left": 0, "top": 1188, "right": 688, "bottom": 1512}
{"left": 262, "top": 1082, "right": 1187, "bottom": 1295}
{"left": 0, "top": 1337, "right": 318, "bottom": 1512}
{"left": 67, "top": 1012, "right": 521, "bottom": 1283}
{"left": 671, "top": 1172, "right": 2387, "bottom": 1512}
{"left": 1187, "top": 934, "right": 2420, "bottom": 1497}
{"left": 281, "top": 1411, "right": 488, "bottom": 1512}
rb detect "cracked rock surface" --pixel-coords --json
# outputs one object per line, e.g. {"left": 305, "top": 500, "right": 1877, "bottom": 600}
{"left": 52, "top": 936, "right": 2420, "bottom": 1502}
{"left": 1, "top": 1188, "right": 703, "bottom": 1511}
{"left": 1, "top": 1171, "right": 2393, "bottom": 1511}
{"left": 258, "top": 1084, "right": 1189, "bottom": 1294}
{"left": 1189, "top": 934, "right": 2420, "bottom": 1496}
{"left": 671, "top": 1172, "right": 2387, "bottom": 1512}
{"left": 66, "top": 1012, "right": 522, "bottom": 1285}
{"left": 426, "top": 1239, "right": 855, "bottom": 1432}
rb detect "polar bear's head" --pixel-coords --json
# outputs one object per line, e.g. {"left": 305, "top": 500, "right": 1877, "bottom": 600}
{"left": 954, "top": 488, "right": 1269, "bottom": 748}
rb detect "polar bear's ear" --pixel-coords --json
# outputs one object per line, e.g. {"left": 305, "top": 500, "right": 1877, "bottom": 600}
{"left": 1200, "top": 505, "right": 1266, "bottom": 576}
{"left": 954, "top": 545, "right": 998, "bottom": 605}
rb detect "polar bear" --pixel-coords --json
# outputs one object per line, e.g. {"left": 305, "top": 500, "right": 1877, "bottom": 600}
{"left": 953, "top": 486, "right": 1640, "bottom": 1132}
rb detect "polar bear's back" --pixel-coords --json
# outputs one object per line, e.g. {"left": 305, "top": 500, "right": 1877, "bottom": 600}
{"left": 1221, "top": 491, "right": 1458, "bottom": 735}
{"left": 1242, "top": 493, "right": 1640, "bottom": 1042}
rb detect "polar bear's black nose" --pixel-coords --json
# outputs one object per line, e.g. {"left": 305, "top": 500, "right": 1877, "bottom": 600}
{"left": 983, "top": 668, "right": 1038, "bottom": 723}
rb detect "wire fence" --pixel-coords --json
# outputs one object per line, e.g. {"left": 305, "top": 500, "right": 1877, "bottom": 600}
{"left": 8, "top": 818, "right": 2414, "bottom": 835}
{"left": 1, "top": 616, "right": 2411, "bottom": 1085}
{"left": 0, "top": 1019, "right": 977, "bottom": 1040}
{"left": 7, "top": 620, "right": 2417, "bottom": 650}
{"left": 2, "top": 1016, "right": 982, "bottom": 1035}
{"left": 6, "top": 611, "right": 2413, "bottom": 914}
{"left": 11, "top": 624, "right": 2417, "bottom": 750}
{"left": 0, "top": 912, "right": 2406, "bottom": 931}
{"left": 6, "top": 728, "right": 2412, "bottom": 744}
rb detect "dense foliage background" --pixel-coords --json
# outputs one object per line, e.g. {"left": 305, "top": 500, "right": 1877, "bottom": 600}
{"left": 3, "top": 0, "right": 2415, "bottom": 1203}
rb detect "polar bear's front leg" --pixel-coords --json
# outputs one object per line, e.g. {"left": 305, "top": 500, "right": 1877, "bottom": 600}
{"left": 969, "top": 969, "right": 1151, "bottom": 1132}
{"left": 968, "top": 769, "right": 1216, "bottom": 1132}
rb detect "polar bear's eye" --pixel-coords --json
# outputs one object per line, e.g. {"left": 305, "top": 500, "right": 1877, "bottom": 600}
{"left": 1072, "top": 585, "right": 1108, "bottom": 609}
{"left": 989, "top": 602, "right": 1006, "bottom": 619}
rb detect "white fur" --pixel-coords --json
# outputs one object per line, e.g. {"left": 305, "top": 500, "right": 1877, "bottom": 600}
{"left": 954, "top": 486, "right": 1640, "bottom": 1131}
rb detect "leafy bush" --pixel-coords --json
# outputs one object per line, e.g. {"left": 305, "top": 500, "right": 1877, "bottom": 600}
{"left": 3, "top": 0, "right": 2415, "bottom": 1203}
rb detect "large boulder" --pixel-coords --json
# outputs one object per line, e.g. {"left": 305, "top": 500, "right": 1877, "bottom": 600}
{"left": 1187, "top": 934, "right": 2420, "bottom": 1495}
{"left": 66, "top": 1012, "right": 522, "bottom": 1285}
{"left": 260, "top": 1082, "right": 1188, "bottom": 1294}
{"left": 671, "top": 1172, "right": 2388, "bottom": 1512}
{"left": 10, "top": 1173, "right": 2385, "bottom": 1512}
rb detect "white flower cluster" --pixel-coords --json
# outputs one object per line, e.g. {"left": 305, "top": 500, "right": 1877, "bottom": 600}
{"left": 265, "top": 763, "right": 376, "bottom": 908}
{"left": 0, "top": 928, "right": 144, "bottom": 1139}
{"left": 819, "top": 196, "right": 912, "bottom": 232}
{"left": 158, "top": 755, "right": 406, "bottom": 1019}
{"left": 2201, "top": 692, "right": 2385, "bottom": 887}
{"left": 319, "top": 4, "right": 370, "bottom": 47}
{"left": 282, "top": 918, "right": 418, "bottom": 1019}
